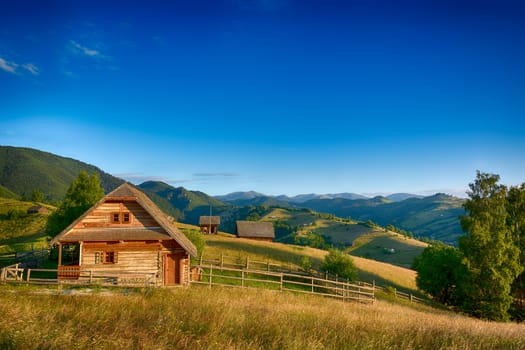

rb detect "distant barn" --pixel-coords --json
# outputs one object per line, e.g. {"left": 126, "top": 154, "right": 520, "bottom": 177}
{"left": 27, "top": 205, "right": 49, "bottom": 214}
{"left": 235, "top": 221, "right": 275, "bottom": 242}
{"left": 199, "top": 216, "right": 220, "bottom": 234}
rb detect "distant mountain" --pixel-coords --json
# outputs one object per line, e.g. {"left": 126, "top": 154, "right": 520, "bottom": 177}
{"left": 138, "top": 181, "right": 228, "bottom": 222}
{"left": 0, "top": 146, "right": 124, "bottom": 201}
{"left": 138, "top": 182, "right": 267, "bottom": 233}
{"left": 276, "top": 193, "right": 368, "bottom": 203}
{"left": 385, "top": 193, "right": 424, "bottom": 202}
{"left": 215, "top": 191, "right": 266, "bottom": 202}
{"left": 302, "top": 193, "right": 465, "bottom": 244}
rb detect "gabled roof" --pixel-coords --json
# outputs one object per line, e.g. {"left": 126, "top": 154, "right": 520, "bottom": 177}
{"left": 236, "top": 221, "right": 275, "bottom": 239}
{"left": 50, "top": 183, "right": 197, "bottom": 257}
{"left": 199, "top": 216, "right": 221, "bottom": 225}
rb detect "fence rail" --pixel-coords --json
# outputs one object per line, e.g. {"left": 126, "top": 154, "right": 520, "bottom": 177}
{"left": 0, "top": 265, "right": 156, "bottom": 287}
{"left": 198, "top": 252, "right": 429, "bottom": 306}
{"left": 190, "top": 264, "right": 375, "bottom": 304}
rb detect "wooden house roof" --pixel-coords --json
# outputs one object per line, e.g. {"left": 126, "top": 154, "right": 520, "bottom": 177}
{"left": 50, "top": 183, "right": 197, "bottom": 257}
{"left": 199, "top": 216, "right": 221, "bottom": 225}
{"left": 236, "top": 221, "right": 275, "bottom": 239}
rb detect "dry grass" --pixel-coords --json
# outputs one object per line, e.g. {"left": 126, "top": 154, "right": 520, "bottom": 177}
{"left": 0, "top": 285, "right": 523, "bottom": 349}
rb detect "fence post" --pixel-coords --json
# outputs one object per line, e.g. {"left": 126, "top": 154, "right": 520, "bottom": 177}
{"left": 394, "top": 288, "right": 397, "bottom": 298}
{"left": 311, "top": 276, "right": 314, "bottom": 293}
{"left": 246, "top": 257, "right": 249, "bottom": 269}
{"left": 410, "top": 294, "right": 413, "bottom": 303}
{"left": 209, "top": 264, "right": 213, "bottom": 288}
{"left": 26, "top": 269, "right": 31, "bottom": 285}
{"left": 220, "top": 253, "right": 224, "bottom": 270}
{"left": 267, "top": 260, "right": 270, "bottom": 272}
{"left": 280, "top": 273, "right": 283, "bottom": 292}
{"left": 325, "top": 271, "right": 328, "bottom": 280}
{"left": 242, "top": 270, "right": 245, "bottom": 288}
{"left": 89, "top": 270, "right": 93, "bottom": 284}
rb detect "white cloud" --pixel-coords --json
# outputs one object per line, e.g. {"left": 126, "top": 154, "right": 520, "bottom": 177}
{"left": 22, "top": 63, "right": 39, "bottom": 75}
{"left": 69, "top": 40, "right": 105, "bottom": 58}
{"left": 0, "top": 56, "right": 39, "bottom": 76}
{"left": 0, "top": 57, "right": 17, "bottom": 73}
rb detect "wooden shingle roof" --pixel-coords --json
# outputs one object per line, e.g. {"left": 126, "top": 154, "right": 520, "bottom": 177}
{"left": 199, "top": 216, "right": 221, "bottom": 225}
{"left": 50, "top": 183, "right": 197, "bottom": 257}
{"left": 236, "top": 221, "right": 275, "bottom": 239}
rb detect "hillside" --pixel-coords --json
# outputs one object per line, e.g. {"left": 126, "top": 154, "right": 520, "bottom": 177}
{"left": 0, "top": 146, "right": 124, "bottom": 201}
{"left": 259, "top": 207, "right": 426, "bottom": 268}
{"left": 302, "top": 193, "right": 465, "bottom": 244}
{"left": 0, "top": 198, "right": 55, "bottom": 253}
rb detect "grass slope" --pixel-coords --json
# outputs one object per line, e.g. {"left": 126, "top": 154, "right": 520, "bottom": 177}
{"left": 348, "top": 230, "right": 427, "bottom": 268}
{"left": 1, "top": 286, "right": 524, "bottom": 349}
{"left": 200, "top": 234, "right": 419, "bottom": 294}
{"left": 0, "top": 198, "right": 54, "bottom": 254}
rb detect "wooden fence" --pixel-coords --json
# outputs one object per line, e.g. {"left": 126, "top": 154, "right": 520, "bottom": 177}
{"left": 0, "top": 264, "right": 156, "bottom": 287}
{"left": 190, "top": 264, "right": 375, "bottom": 304}
{"left": 0, "top": 248, "right": 50, "bottom": 268}
{"left": 198, "top": 252, "right": 428, "bottom": 306}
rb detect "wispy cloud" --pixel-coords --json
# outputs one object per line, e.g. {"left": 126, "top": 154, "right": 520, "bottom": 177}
{"left": 69, "top": 40, "right": 105, "bottom": 59}
{"left": 193, "top": 173, "right": 239, "bottom": 178}
{"left": 0, "top": 57, "right": 39, "bottom": 76}
{"left": 114, "top": 173, "right": 190, "bottom": 185}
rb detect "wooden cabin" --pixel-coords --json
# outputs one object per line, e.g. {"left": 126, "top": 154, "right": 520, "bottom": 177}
{"left": 49, "top": 183, "right": 197, "bottom": 286}
{"left": 199, "top": 216, "right": 220, "bottom": 234}
{"left": 235, "top": 221, "right": 275, "bottom": 242}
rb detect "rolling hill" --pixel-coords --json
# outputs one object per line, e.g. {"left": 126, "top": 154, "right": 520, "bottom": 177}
{"left": 302, "top": 194, "right": 465, "bottom": 244}
{"left": 0, "top": 146, "right": 124, "bottom": 201}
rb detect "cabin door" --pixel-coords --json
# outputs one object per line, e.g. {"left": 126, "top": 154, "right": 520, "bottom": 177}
{"left": 164, "top": 254, "right": 180, "bottom": 285}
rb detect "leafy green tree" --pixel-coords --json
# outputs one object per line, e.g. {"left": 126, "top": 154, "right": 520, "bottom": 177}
{"left": 507, "top": 184, "right": 525, "bottom": 320}
{"left": 321, "top": 248, "right": 357, "bottom": 281}
{"left": 46, "top": 171, "right": 105, "bottom": 235}
{"left": 413, "top": 244, "right": 467, "bottom": 305}
{"left": 31, "top": 189, "right": 45, "bottom": 202}
{"left": 459, "top": 171, "right": 522, "bottom": 321}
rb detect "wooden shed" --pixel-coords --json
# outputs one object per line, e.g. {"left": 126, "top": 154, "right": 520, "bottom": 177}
{"left": 49, "top": 183, "right": 197, "bottom": 286}
{"left": 235, "top": 221, "right": 275, "bottom": 242}
{"left": 27, "top": 205, "right": 49, "bottom": 214}
{"left": 199, "top": 216, "right": 220, "bottom": 234}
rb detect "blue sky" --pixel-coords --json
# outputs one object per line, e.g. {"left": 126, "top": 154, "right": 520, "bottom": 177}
{"left": 1, "top": 0, "right": 524, "bottom": 197}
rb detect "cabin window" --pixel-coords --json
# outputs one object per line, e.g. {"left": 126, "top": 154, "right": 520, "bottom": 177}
{"left": 95, "top": 251, "right": 118, "bottom": 264}
{"left": 110, "top": 212, "right": 132, "bottom": 224}
{"left": 104, "top": 251, "right": 116, "bottom": 264}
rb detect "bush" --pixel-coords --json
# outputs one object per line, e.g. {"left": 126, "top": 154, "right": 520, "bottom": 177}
{"left": 321, "top": 249, "right": 357, "bottom": 281}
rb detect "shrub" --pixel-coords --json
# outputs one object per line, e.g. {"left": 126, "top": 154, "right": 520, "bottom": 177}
{"left": 321, "top": 248, "right": 357, "bottom": 281}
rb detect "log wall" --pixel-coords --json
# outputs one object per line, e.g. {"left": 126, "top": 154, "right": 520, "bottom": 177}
{"left": 75, "top": 201, "right": 160, "bottom": 229}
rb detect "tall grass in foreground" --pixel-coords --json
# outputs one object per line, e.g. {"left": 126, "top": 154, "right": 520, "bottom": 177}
{"left": 0, "top": 285, "right": 524, "bottom": 349}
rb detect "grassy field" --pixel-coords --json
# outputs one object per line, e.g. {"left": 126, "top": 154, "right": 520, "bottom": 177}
{"left": 0, "top": 285, "right": 523, "bottom": 349}
{"left": 348, "top": 231, "right": 427, "bottom": 268}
